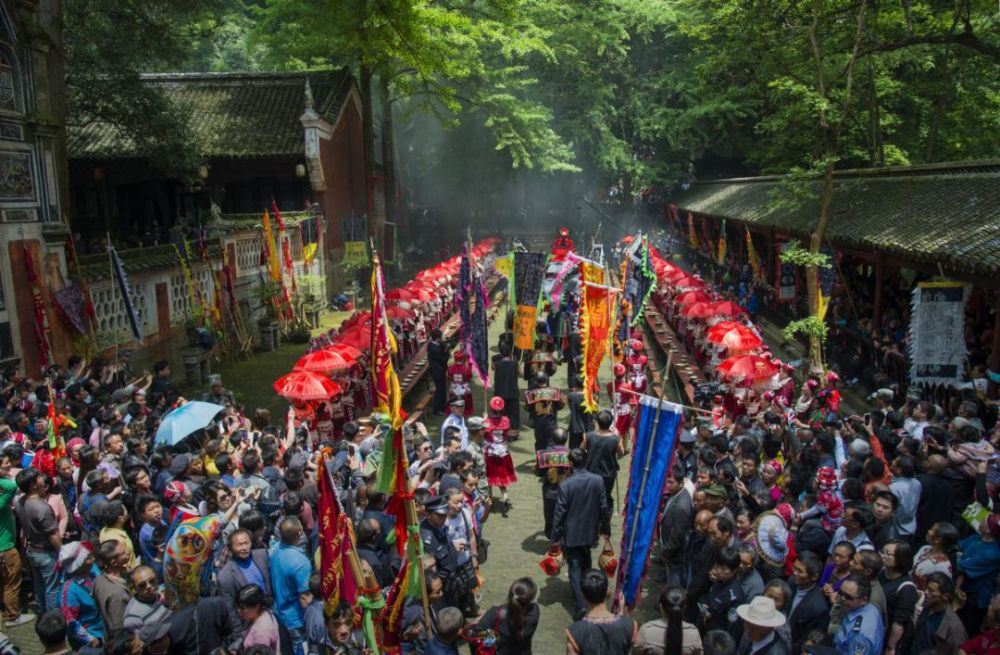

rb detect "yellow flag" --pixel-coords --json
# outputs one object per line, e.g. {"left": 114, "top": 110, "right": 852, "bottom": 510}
{"left": 262, "top": 210, "right": 281, "bottom": 282}
{"left": 302, "top": 243, "right": 318, "bottom": 266}
{"left": 494, "top": 255, "right": 513, "bottom": 280}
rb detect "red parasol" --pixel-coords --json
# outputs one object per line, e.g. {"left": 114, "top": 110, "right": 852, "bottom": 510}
{"left": 680, "top": 301, "right": 719, "bottom": 318}
{"left": 293, "top": 348, "right": 355, "bottom": 374}
{"left": 339, "top": 325, "right": 373, "bottom": 347}
{"left": 328, "top": 343, "right": 363, "bottom": 360}
{"left": 385, "top": 306, "right": 412, "bottom": 320}
{"left": 716, "top": 355, "right": 778, "bottom": 386}
{"left": 706, "top": 324, "right": 763, "bottom": 351}
{"left": 676, "top": 290, "right": 712, "bottom": 306}
{"left": 404, "top": 285, "right": 437, "bottom": 302}
{"left": 708, "top": 301, "right": 746, "bottom": 317}
{"left": 341, "top": 311, "right": 371, "bottom": 328}
{"left": 273, "top": 370, "right": 342, "bottom": 401}
{"left": 669, "top": 274, "right": 705, "bottom": 289}
{"left": 386, "top": 288, "right": 417, "bottom": 301}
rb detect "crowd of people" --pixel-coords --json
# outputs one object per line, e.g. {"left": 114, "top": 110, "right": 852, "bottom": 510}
{"left": 0, "top": 228, "right": 997, "bottom": 655}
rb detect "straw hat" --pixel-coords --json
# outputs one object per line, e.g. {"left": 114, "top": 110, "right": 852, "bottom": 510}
{"left": 736, "top": 596, "right": 786, "bottom": 628}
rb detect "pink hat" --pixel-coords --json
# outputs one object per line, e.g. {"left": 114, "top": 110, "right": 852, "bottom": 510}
{"left": 66, "top": 437, "right": 86, "bottom": 452}
{"left": 825, "top": 370, "right": 840, "bottom": 383}
{"left": 806, "top": 379, "right": 819, "bottom": 390}
{"left": 762, "top": 391, "right": 774, "bottom": 401}
{"left": 774, "top": 503, "right": 795, "bottom": 527}
{"left": 614, "top": 364, "right": 626, "bottom": 377}
{"left": 164, "top": 481, "right": 187, "bottom": 504}
{"left": 816, "top": 466, "right": 838, "bottom": 491}
{"left": 783, "top": 363, "right": 794, "bottom": 372}
{"left": 489, "top": 396, "right": 505, "bottom": 412}
{"left": 767, "top": 460, "right": 782, "bottom": 476}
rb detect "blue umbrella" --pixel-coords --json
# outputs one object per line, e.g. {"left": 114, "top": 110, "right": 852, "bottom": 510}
{"left": 155, "top": 401, "right": 225, "bottom": 445}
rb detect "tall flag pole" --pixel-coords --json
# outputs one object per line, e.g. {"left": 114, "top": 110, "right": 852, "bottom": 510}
{"left": 370, "top": 244, "right": 433, "bottom": 633}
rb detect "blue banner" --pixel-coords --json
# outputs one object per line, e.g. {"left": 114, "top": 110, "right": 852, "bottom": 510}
{"left": 618, "top": 395, "right": 682, "bottom": 608}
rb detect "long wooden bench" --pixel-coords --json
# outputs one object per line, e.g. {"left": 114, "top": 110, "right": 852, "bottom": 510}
{"left": 643, "top": 304, "right": 707, "bottom": 405}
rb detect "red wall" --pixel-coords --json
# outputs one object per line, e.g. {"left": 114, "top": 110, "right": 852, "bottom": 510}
{"left": 319, "top": 97, "right": 367, "bottom": 250}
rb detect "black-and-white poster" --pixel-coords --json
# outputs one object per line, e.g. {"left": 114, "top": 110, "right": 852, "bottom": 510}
{"left": 909, "top": 281, "right": 970, "bottom": 387}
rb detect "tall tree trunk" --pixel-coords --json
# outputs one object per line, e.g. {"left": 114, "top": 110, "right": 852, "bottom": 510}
{"left": 380, "top": 76, "right": 397, "bottom": 235}
{"left": 359, "top": 64, "right": 377, "bottom": 239}
{"left": 806, "top": 166, "right": 835, "bottom": 371}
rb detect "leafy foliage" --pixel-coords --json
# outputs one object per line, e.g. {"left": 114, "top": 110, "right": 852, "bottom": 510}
{"left": 782, "top": 316, "right": 830, "bottom": 343}
{"left": 779, "top": 242, "right": 832, "bottom": 269}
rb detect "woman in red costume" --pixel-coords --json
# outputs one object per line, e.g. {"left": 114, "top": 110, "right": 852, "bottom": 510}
{"left": 484, "top": 396, "right": 517, "bottom": 509}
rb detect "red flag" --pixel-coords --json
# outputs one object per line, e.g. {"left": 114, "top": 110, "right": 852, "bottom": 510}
{"left": 380, "top": 557, "right": 412, "bottom": 653}
{"left": 317, "top": 458, "right": 358, "bottom": 613}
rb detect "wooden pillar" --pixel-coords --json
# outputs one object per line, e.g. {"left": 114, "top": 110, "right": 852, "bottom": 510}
{"left": 872, "top": 253, "right": 885, "bottom": 331}
{"left": 989, "top": 292, "right": 1000, "bottom": 400}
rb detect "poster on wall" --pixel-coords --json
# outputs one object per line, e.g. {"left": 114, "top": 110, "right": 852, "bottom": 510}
{"left": 909, "top": 281, "right": 970, "bottom": 387}
{"left": 776, "top": 241, "right": 798, "bottom": 301}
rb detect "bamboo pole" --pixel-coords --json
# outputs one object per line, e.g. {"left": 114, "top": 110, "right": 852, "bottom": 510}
{"left": 405, "top": 489, "right": 434, "bottom": 633}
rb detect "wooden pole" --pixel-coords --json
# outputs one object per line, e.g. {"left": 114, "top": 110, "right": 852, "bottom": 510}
{"left": 404, "top": 490, "right": 434, "bottom": 633}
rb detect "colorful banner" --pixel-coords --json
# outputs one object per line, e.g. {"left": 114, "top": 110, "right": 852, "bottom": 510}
{"left": 370, "top": 253, "right": 402, "bottom": 428}
{"left": 302, "top": 243, "right": 318, "bottom": 267}
{"left": 687, "top": 212, "right": 699, "bottom": 249}
{"left": 776, "top": 241, "right": 798, "bottom": 302}
{"left": 53, "top": 285, "right": 87, "bottom": 335}
{"left": 717, "top": 219, "right": 727, "bottom": 264}
{"left": 581, "top": 262, "right": 611, "bottom": 411}
{"left": 745, "top": 226, "right": 763, "bottom": 280}
{"left": 343, "top": 241, "right": 369, "bottom": 267}
{"left": 909, "top": 281, "right": 970, "bottom": 387}
{"left": 109, "top": 247, "right": 142, "bottom": 342}
{"left": 616, "top": 395, "right": 683, "bottom": 608}
{"left": 318, "top": 458, "right": 358, "bottom": 614}
{"left": 513, "top": 252, "right": 546, "bottom": 350}
{"left": 262, "top": 210, "right": 281, "bottom": 282}
{"left": 816, "top": 245, "right": 836, "bottom": 321}
{"left": 469, "top": 273, "right": 490, "bottom": 386}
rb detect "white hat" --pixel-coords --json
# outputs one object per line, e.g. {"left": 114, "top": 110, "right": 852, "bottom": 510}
{"left": 736, "top": 596, "right": 786, "bottom": 628}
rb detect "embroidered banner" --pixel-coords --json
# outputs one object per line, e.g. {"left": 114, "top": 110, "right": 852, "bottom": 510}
{"left": 52, "top": 285, "right": 87, "bottom": 335}
{"left": 776, "top": 241, "right": 798, "bottom": 302}
{"left": 581, "top": 262, "right": 611, "bottom": 411}
{"left": 909, "top": 281, "right": 970, "bottom": 387}
{"left": 513, "top": 252, "right": 546, "bottom": 350}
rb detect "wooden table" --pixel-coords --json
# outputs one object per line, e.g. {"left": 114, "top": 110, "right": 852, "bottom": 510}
{"left": 643, "top": 304, "right": 707, "bottom": 405}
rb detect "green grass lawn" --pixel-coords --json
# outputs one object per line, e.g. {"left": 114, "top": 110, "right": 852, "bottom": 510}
{"left": 213, "top": 311, "right": 352, "bottom": 416}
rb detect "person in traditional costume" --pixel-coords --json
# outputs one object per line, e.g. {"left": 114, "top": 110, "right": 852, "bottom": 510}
{"left": 607, "top": 363, "right": 637, "bottom": 442}
{"left": 550, "top": 227, "right": 574, "bottom": 260}
{"left": 525, "top": 373, "right": 564, "bottom": 452}
{"left": 626, "top": 338, "right": 648, "bottom": 394}
{"left": 484, "top": 397, "right": 516, "bottom": 510}
{"left": 446, "top": 351, "right": 474, "bottom": 417}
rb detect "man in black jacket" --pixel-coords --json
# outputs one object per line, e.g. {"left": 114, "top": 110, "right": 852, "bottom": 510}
{"left": 658, "top": 464, "right": 693, "bottom": 586}
{"left": 916, "top": 453, "right": 956, "bottom": 540}
{"left": 565, "top": 369, "right": 592, "bottom": 450}
{"left": 788, "top": 552, "right": 830, "bottom": 654}
{"left": 551, "top": 448, "right": 611, "bottom": 619}
{"left": 427, "top": 329, "right": 451, "bottom": 415}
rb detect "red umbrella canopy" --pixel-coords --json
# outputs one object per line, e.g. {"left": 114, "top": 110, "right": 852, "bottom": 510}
{"left": 716, "top": 355, "right": 778, "bottom": 386}
{"left": 386, "top": 287, "right": 417, "bottom": 301}
{"left": 706, "top": 324, "right": 763, "bottom": 351}
{"left": 708, "top": 301, "right": 746, "bottom": 317}
{"left": 273, "top": 370, "right": 342, "bottom": 401}
{"left": 705, "top": 320, "right": 743, "bottom": 336}
{"left": 670, "top": 274, "right": 704, "bottom": 289}
{"left": 339, "top": 324, "right": 373, "bottom": 348}
{"left": 293, "top": 348, "right": 355, "bottom": 374}
{"left": 328, "top": 343, "right": 363, "bottom": 360}
{"left": 680, "top": 301, "right": 718, "bottom": 318}
{"left": 676, "top": 290, "right": 712, "bottom": 306}
{"left": 386, "top": 306, "right": 413, "bottom": 320}
{"left": 341, "top": 311, "right": 371, "bottom": 328}
{"left": 404, "top": 285, "right": 437, "bottom": 302}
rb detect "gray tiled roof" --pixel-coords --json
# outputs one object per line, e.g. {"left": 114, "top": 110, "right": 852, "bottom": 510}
{"left": 68, "top": 69, "right": 353, "bottom": 160}
{"left": 673, "top": 161, "right": 1000, "bottom": 274}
